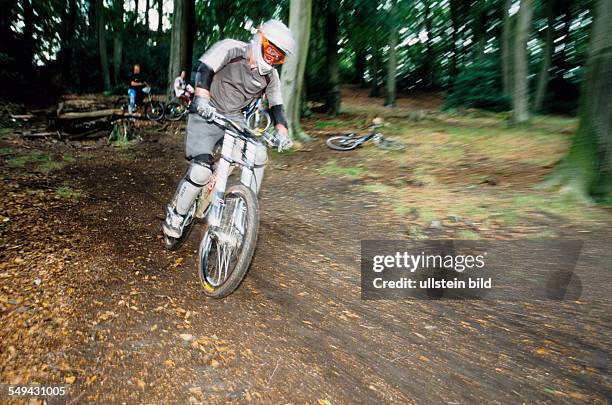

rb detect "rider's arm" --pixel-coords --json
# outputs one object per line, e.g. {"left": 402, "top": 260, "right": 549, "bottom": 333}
{"left": 265, "top": 71, "right": 288, "bottom": 134}
{"left": 194, "top": 62, "right": 213, "bottom": 98}
{"left": 195, "top": 39, "right": 246, "bottom": 99}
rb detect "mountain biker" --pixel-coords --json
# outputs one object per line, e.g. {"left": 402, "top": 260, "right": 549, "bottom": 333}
{"left": 128, "top": 64, "right": 148, "bottom": 113}
{"left": 162, "top": 20, "right": 295, "bottom": 239}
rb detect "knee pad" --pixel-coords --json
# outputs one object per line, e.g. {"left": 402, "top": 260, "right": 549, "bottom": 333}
{"left": 186, "top": 161, "right": 212, "bottom": 186}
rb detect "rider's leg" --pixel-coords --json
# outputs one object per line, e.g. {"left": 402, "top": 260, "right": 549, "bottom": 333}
{"left": 128, "top": 88, "right": 136, "bottom": 113}
{"left": 163, "top": 114, "right": 224, "bottom": 238}
{"left": 174, "top": 156, "right": 213, "bottom": 214}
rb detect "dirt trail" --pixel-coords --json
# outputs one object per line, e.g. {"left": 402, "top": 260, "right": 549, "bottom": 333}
{"left": 1, "top": 125, "right": 610, "bottom": 404}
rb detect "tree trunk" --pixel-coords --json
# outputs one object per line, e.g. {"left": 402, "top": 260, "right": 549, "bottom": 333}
{"left": 187, "top": 0, "right": 196, "bottom": 68}
{"left": 145, "top": 0, "right": 150, "bottom": 29}
{"left": 134, "top": 0, "right": 139, "bottom": 24}
{"left": 501, "top": 0, "right": 513, "bottom": 95}
{"left": 354, "top": 49, "right": 366, "bottom": 87}
{"left": 423, "top": 0, "right": 434, "bottom": 88}
{"left": 548, "top": 0, "right": 612, "bottom": 201}
{"left": 157, "top": 0, "right": 163, "bottom": 37}
{"left": 22, "top": 0, "right": 35, "bottom": 70}
{"left": 280, "top": 0, "right": 313, "bottom": 141}
{"left": 96, "top": 0, "right": 112, "bottom": 92}
{"left": 167, "top": 0, "right": 191, "bottom": 99}
{"left": 472, "top": 2, "right": 486, "bottom": 60}
{"left": 533, "top": 0, "right": 555, "bottom": 112}
{"left": 88, "top": 0, "right": 97, "bottom": 39}
{"left": 385, "top": 3, "right": 398, "bottom": 107}
{"left": 324, "top": 0, "right": 340, "bottom": 115}
{"left": 369, "top": 51, "right": 381, "bottom": 97}
{"left": 511, "top": 0, "right": 533, "bottom": 124}
{"left": 113, "top": 0, "right": 124, "bottom": 87}
{"left": 60, "top": 0, "right": 77, "bottom": 84}
{"left": 449, "top": 0, "right": 459, "bottom": 84}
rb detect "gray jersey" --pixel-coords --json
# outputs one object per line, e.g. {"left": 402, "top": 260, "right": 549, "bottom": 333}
{"left": 199, "top": 39, "right": 283, "bottom": 115}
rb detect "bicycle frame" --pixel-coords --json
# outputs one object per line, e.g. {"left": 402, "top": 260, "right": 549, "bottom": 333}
{"left": 193, "top": 122, "right": 267, "bottom": 228}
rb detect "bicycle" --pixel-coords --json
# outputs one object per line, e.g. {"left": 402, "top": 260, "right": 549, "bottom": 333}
{"left": 325, "top": 123, "right": 406, "bottom": 151}
{"left": 114, "top": 86, "right": 165, "bottom": 121}
{"left": 164, "top": 91, "right": 193, "bottom": 121}
{"left": 162, "top": 111, "right": 282, "bottom": 298}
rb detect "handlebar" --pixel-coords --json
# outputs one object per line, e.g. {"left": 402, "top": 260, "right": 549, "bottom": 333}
{"left": 209, "top": 112, "right": 279, "bottom": 149}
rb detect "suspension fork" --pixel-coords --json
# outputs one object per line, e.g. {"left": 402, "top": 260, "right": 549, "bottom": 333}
{"left": 206, "top": 131, "right": 235, "bottom": 228}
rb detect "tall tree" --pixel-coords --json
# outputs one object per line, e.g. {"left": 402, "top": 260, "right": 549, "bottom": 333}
{"left": 511, "top": 0, "right": 533, "bottom": 123}
{"left": 112, "top": 0, "right": 124, "bottom": 87}
{"left": 422, "top": 0, "right": 434, "bottom": 88}
{"left": 449, "top": 0, "right": 460, "bottom": 82}
{"left": 167, "top": 0, "right": 192, "bottom": 98}
{"left": 134, "top": 0, "right": 139, "bottom": 24}
{"left": 281, "top": 0, "right": 313, "bottom": 141}
{"left": 384, "top": 2, "right": 398, "bottom": 107}
{"left": 471, "top": 1, "right": 486, "bottom": 60}
{"left": 96, "top": 0, "right": 112, "bottom": 91}
{"left": 22, "top": 0, "right": 36, "bottom": 70}
{"left": 533, "top": 0, "right": 556, "bottom": 111}
{"left": 145, "top": 0, "right": 150, "bottom": 29}
{"left": 369, "top": 51, "right": 381, "bottom": 97}
{"left": 157, "top": 0, "right": 163, "bottom": 37}
{"left": 324, "top": 0, "right": 340, "bottom": 114}
{"left": 60, "top": 0, "right": 78, "bottom": 84}
{"left": 548, "top": 0, "right": 612, "bottom": 201}
{"left": 501, "top": 0, "right": 513, "bottom": 95}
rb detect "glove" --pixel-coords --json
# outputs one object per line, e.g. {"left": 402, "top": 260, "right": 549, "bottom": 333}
{"left": 190, "top": 96, "right": 216, "bottom": 120}
{"left": 276, "top": 131, "right": 293, "bottom": 152}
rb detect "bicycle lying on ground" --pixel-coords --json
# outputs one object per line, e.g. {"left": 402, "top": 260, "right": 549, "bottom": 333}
{"left": 114, "top": 86, "right": 165, "bottom": 121}
{"left": 165, "top": 96, "right": 271, "bottom": 132}
{"left": 325, "top": 123, "right": 406, "bottom": 151}
{"left": 163, "top": 111, "right": 282, "bottom": 298}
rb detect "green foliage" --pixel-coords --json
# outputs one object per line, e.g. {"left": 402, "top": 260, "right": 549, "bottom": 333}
{"left": 444, "top": 60, "right": 510, "bottom": 112}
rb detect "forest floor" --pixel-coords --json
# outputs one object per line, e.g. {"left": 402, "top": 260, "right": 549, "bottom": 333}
{"left": 1, "top": 89, "right": 610, "bottom": 403}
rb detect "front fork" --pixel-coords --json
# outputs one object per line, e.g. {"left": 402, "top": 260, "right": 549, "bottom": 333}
{"left": 202, "top": 131, "right": 262, "bottom": 228}
{"left": 206, "top": 132, "right": 235, "bottom": 228}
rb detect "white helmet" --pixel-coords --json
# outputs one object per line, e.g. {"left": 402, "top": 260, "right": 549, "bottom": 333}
{"left": 252, "top": 20, "right": 295, "bottom": 75}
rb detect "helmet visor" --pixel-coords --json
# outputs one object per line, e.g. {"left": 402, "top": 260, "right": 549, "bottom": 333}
{"left": 261, "top": 36, "right": 286, "bottom": 65}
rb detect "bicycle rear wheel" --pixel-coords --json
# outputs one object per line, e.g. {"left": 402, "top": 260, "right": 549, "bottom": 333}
{"left": 197, "top": 184, "right": 259, "bottom": 298}
{"left": 376, "top": 137, "right": 406, "bottom": 151}
{"left": 165, "top": 102, "right": 187, "bottom": 121}
{"left": 145, "top": 100, "right": 165, "bottom": 121}
{"left": 326, "top": 135, "right": 360, "bottom": 151}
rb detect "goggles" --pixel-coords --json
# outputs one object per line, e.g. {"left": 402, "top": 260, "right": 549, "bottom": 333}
{"left": 261, "top": 36, "right": 286, "bottom": 65}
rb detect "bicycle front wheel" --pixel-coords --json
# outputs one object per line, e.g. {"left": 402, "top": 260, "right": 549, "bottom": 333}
{"left": 145, "top": 100, "right": 165, "bottom": 121}
{"left": 197, "top": 184, "right": 259, "bottom": 298}
{"left": 326, "top": 135, "right": 359, "bottom": 151}
{"left": 246, "top": 110, "right": 272, "bottom": 132}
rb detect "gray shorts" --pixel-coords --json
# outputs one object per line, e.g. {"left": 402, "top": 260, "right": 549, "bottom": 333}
{"left": 185, "top": 112, "right": 245, "bottom": 159}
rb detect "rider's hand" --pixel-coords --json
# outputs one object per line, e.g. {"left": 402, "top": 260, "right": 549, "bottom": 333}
{"left": 275, "top": 131, "right": 293, "bottom": 152}
{"left": 190, "top": 96, "right": 216, "bottom": 120}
